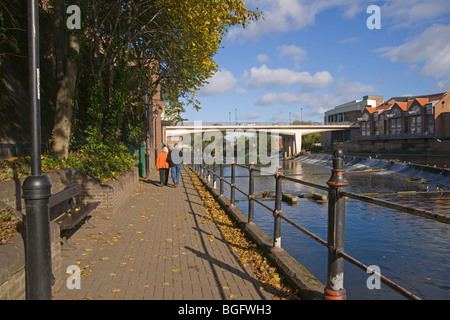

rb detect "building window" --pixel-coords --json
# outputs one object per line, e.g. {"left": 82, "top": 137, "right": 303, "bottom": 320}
{"left": 410, "top": 116, "right": 421, "bottom": 134}
{"left": 427, "top": 115, "right": 434, "bottom": 134}
{"left": 361, "top": 122, "right": 370, "bottom": 136}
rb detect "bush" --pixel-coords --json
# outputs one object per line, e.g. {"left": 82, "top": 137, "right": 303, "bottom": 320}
{"left": 0, "top": 143, "right": 136, "bottom": 183}
{"left": 70, "top": 142, "right": 136, "bottom": 182}
{"left": 0, "top": 207, "right": 24, "bottom": 244}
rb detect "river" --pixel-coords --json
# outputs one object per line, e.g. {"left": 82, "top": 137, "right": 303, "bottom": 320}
{"left": 218, "top": 155, "right": 450, "bottom": 300}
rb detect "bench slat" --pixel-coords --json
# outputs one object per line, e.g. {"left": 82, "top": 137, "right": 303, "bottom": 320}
{"left": 49, "top": 185, "right": 81, "bottom": 208}
{"left": 55, "top": 201, "right": 100, "bottom": 231}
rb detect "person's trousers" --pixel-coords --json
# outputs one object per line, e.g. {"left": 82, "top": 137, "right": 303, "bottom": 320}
{"left": 159, "top": 168, "right": 169, "bottom": 185}
{"left": 171, "top": 165, "right": 181, "bottom": 184}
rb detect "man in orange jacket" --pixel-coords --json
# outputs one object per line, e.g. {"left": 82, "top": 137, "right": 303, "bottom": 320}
{"left": 156, "top": 147, "right": 170, "bottom": 186}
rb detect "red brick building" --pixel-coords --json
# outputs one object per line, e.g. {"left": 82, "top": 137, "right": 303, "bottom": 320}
{"left": 354, "top": 92, "right": 450, "bottom": 152}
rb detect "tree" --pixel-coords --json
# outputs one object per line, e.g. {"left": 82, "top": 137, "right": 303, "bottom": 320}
{"left": 52, "top": 0, "right": 80, "bottom": 158}
{"left": 50, "top": 0, "right": 261, "bottom": 158}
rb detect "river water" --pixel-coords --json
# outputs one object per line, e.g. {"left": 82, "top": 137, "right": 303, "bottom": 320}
{"left": 218, "top": 155, "right": 450, "bottom": 300}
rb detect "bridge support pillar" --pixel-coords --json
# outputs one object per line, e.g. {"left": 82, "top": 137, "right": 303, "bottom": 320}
{"left": 294, "top": 132, "right": 302, "bottom": 155}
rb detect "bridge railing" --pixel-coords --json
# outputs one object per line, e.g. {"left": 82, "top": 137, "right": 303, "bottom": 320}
{"left": 189, "top": 149, "right": 450, "bottom": 300}
{"left": 174, "top": 121, "right": 324, "bottom": 126}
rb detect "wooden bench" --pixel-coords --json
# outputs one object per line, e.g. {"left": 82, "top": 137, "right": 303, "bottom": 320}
{"left": 49, "top": 185, "right": 100, "bottom": 249}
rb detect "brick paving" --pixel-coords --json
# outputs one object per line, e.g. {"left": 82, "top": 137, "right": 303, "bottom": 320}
{"left": 53, "top": 166, "right": 279, "bottom": 300}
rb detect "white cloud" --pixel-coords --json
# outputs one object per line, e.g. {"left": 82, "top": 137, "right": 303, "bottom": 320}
{"left": 257, "top": 54, "right": 269, "bottom": 64}
{"left": 255, "top": 92, "right": 302, "bottom": 106}
{"left": 227, "top": 0, "right": 450, "bottom": 42}
{"left": 277, "top": 44, "right": 307, "bottom": 62}
{"left": 227, "top": 0, "right": 314, "bottom": 41}
{"left": 377, "top": 24, "right": 450, "bottom": 79}
{"left": 431, "top": 77, "right": 450, "bottom": 92}
{"left": 254, "top": 77, "right": 376, "bottom": 111}
{"left": 380, "top": 0, "right": 450, "bottom": 29}
{"left": 199, "top": 69, "right": 237, "bottom": 96}
{"left": 236, "top": 88, "right": 247, "bottom": 95}
{"left": 246, "top": 64, "right": 333, "bottom": 91}
{"left": 226, "top": 0, "right": 371, "bottom": 42}
{"left": 339, "top": 36, "right": 359, "bottom": 45}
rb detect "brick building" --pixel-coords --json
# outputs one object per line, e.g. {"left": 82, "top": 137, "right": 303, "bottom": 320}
{"left": 353, "top": 92, "right": 450, "bottom": 152}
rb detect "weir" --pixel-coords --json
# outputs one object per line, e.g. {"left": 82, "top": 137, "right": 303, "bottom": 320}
{"left": 294, "top": 153, "right": 450, "bottom": 190}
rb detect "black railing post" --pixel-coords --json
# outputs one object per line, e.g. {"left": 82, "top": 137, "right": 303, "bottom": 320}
{"left": 213, "top": 162, "right": 216, "bottom": 189}
{"left": 201, "top": 158, "right": 205, "bottom": 178}
{"left": 230, "top": 160, "right": 236, "bottom": 207}
{"left": 248, "top": 164, "right": 255, "bottom": 224}
{"left": 272, "top": 166, "right": 284, "bottom": 251}
{"left": 219, "top": 162, "right": 224, "bottom": 195}
{"left": 324, "top": 149, "right": 348, "bottom": 300}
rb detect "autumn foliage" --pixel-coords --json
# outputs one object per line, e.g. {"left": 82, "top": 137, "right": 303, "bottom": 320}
{"left": 188, "top": 167, "right": 298, "bottom": 300}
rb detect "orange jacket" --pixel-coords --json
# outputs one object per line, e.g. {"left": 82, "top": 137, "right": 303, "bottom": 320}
{"left": 156, "top": 152, "right": 169, "bottom": 170}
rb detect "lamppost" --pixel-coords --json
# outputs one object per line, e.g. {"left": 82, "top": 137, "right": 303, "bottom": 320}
{"left": 23, "top": 0, "right": 53, "bottom": 300}
{"left": 142, "top": 93, "right": 150, "bottom": 178}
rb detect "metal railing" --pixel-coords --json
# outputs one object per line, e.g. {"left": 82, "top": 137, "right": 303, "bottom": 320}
{"left": 189, "top": 149, "right": 450, "bottom": 300}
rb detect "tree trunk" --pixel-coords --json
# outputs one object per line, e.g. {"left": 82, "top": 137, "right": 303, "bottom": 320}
{"left": 52, "top": 30, "right": 79, "bottom": 158}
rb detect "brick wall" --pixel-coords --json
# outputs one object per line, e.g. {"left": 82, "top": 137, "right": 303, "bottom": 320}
{"left": 0, "top": 167, "right": 139, "bottom": 299}
{"left": 0, "top": 167, "right": 139, "bottom": 214}
{"left": 0, "top": 213, "right": 61, "bottom": 300}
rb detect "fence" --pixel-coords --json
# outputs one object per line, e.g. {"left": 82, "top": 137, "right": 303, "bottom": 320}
{"left": 189, "top": 149, "right": 450, "bottom": 300}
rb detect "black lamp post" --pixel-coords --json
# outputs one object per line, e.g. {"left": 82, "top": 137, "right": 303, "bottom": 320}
{"left": 142, "top": 93, "right": 150, "bottom": 178}
{"left": 23, "top": 0, "right": 53, "bottom": 300}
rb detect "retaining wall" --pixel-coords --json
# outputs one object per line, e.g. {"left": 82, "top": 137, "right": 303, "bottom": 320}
{"left": 0, "top": 167, "right": 139, "bottom": 299}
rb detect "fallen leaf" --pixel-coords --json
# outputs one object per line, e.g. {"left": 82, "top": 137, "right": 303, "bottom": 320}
{"left": 112, "top": 288, "right": 121, "bottom": 293}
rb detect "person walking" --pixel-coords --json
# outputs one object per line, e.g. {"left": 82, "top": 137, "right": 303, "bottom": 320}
{"left": 168, "top": 143, "right": 183, "bottom": 187}
{"left": 156, "top": 147, "right": 170, "bottom": 186}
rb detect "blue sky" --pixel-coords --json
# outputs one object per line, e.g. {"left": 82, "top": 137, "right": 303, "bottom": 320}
{"left": 180, "top": 0, "right": 450, "bottom": 124}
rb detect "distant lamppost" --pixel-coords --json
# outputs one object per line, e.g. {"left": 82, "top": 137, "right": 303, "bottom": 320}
{"left": 235, "top": 108, "right": 237, "bottom": 125}
{"left": 142, "top": 93, "right": 150, "bottom": 178}
{"left": 153, "top": 106, "right": 159, "bottom": 162}
{"left": 23, "top": 0, "right": 53, "bottom": 300}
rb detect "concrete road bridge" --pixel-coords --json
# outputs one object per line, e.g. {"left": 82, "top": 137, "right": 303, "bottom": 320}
{"left": 165, "top": 122, "right": 357, "bottom": 158}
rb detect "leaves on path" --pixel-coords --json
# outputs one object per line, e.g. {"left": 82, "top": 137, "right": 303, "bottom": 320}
{"left": 188, "top": 167, "right": 298, "bottom": 300}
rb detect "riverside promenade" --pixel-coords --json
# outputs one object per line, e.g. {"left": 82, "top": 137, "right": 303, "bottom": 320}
{"left": 53, "top": 166, "right": 281, "bottom": 300}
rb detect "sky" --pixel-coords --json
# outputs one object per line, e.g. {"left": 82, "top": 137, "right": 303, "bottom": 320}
{"left": 180, "top": 0, "right": 450, "bottom": 124}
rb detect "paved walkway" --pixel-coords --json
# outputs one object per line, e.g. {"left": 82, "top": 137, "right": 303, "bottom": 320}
{"left": 53, "top": 166, "right": 279, "bottom": 300}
